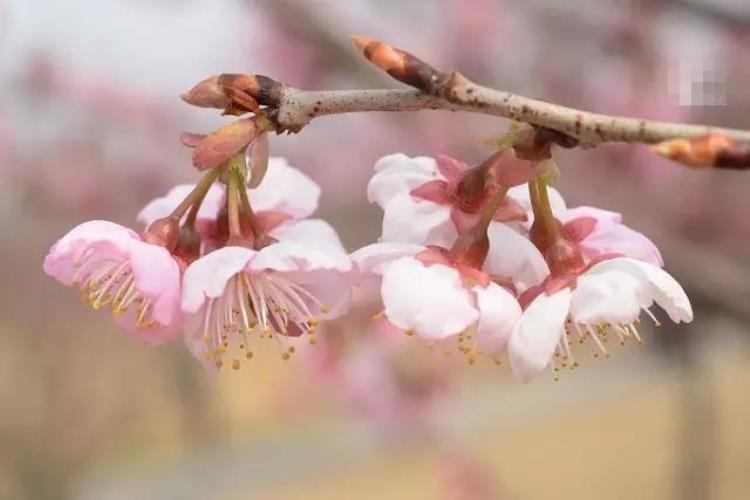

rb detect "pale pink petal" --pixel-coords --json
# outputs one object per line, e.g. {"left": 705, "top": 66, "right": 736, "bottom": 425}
{"left": 618, "top": 258, "right": 692, "bottom": 323}
{"left": 507, "top": 184, "right": 567, "bottom": 223}
{"left": 557, "top": 206, "right": 622, "bottom": 225}
{"left": 484, "top": 222, "right": 549, "bottom": 291}
{"left": 249, "top": 157, "right": 320, "bottom": 217}
{"left": 43, "top": 220, "right": 137, "bottom": 284}
{"left": 136, "top": 183, "right": 224, "bottom": 227}
{"left": 585, "top": 258, "right": 692, "bottom": 323}
{"left": 249, "top": 220, "right": 351, "bottom": 274}
{"left": 435, "top": 154, "right": 469, "bottom": 180}
{"left": 369, "top": 154, "right": 440, "bottom": 207}
{"left": 350, "top": 242, "right": 425, "bottom": 276}
{"left": 265, "top": 219, "right": 349, "bottom": 255}
{"left": 381, "top": 258, "right": 478, "bottom": 340}
{"left": 127, "top": 239, "right": 182, "bottom": 325}
{"left": 380, "top": 191, "right": 456, "bottom": 247}
{"left": 181, "top": 246, "right": 256, "bottom": 313}
{"left": 410, "top": 179, "right": 450, "bottom": 204}
{"left": 509, "top": 288, "right": 571, "bottom": 382}
{"left": 472, "top": 282, "right": 522, "bottom": 355}
{"left": 569, "top": 267, "right": 644, "bottom": 325}
{"left": 580, "top": 222, "right": 663, "bottom": 267}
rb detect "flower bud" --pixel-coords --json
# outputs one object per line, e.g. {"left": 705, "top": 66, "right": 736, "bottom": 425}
{"left": 142, "top": 217, "right": 180, "bottom": 252}
{"left": 181, "top": 75, "right": 231, "bottom": 109}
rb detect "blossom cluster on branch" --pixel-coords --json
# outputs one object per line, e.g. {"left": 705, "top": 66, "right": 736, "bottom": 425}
{"left": 43, "top": 35, "right": 738, "bottom": 383}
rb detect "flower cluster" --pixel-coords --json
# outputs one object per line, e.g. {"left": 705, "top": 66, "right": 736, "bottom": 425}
{"left": 354, "top": 152, "right": 693, "bottom": 382}
{"left": 43, "top": 75, "right": 693, "bottom": 381}
{"left": 44, "top": 132, "right": 355, "bottom": 370}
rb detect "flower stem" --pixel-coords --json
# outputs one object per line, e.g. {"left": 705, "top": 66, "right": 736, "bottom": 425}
{"left": 529, "top": 178, "right": 559, "bottom": 239}
{"left": 238, "top": 180, "right": 262, "bottom": 238}
{"left": 478, "top": 186, "right": 509, "bottom": 229}
{"left": 171, "top": 166, "right": 222, "bottom": 223}
{"left": 227, "top": 167, "right": 243, "bottom": 239}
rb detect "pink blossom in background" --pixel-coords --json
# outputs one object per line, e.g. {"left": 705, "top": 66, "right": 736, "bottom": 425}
{"left": 43, "top": 220, "right": 183, "bottom": 343}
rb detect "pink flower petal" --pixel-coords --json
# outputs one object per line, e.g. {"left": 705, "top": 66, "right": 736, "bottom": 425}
{"left": 472, "top": 282, "right": 522, "bottom": 355}
{"left": 410, "top": 179, "right": 450, "bottom": 204}
{"left": 181, "top": 246, "right": 256, "bottom": 313}
{"left": 381, "top": 258, "right": 478, "bottom": 340}
{"left": 369, "top": 154, "right": 440, "bottom": 208}
{"left": 350, "top": 242, "right": 425, "bottom": 276}
{"left": 380, "top": 191, "right": 456, "bottom": 247}
{"left": 491, "top": 196, "right": 528, "bottom": 223}
{"left": 435, "top": 155, "right": 469, "bottom": 180}
{"left": 569, "top": 266, "right": 644, "bottom": 325}
{"left": 127, "top": 239, "right": 182, "bottom": 326}
{"left": 580, "top": 222, "right": 663, "bottom": 267}
{"left": 509, "top": 288, "right": 571, "bottom": 382}
{"left": 249, "top": 157, "right": 320, "bottom": 218}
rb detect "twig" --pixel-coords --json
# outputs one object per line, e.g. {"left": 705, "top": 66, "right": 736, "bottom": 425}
{"left": 182, "top": 36, "right": 750, "bottom": 167}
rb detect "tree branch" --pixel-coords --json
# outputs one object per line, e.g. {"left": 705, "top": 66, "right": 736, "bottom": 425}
{"left": 274, "top": 84, "right": 750, "bottom": 148}
{"left": 181, "top": 36, "right": 750, "bottom": 168}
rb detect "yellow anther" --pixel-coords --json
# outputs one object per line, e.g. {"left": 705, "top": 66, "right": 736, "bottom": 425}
{"left": 246, "top": 351, "right": 254, "bottom": 359}
{"left": 232, "top": 359, "right": 240, "bottom": 370}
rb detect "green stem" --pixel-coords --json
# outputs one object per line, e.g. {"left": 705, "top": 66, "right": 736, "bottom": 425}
{"left": 478, "top": 186, "right": 509, "bottom": 229}
{"left": 172, "top": 166, "right": 222, "bottom": 223}
{"left": 238, "top": 180, "right": 262, "bottom": 238}
{"left": 529, "top": 178, "right": 559, "bottom": 238}
{"left": 227, "top": 168, "right": 243, "bottom": 239}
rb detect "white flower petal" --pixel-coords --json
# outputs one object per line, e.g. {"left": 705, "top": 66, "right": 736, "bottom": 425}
{"left": 350, "top": 242, "right": 425, "bottom": 276}
{"left": 484, "top": 222, "right": 549, "bottom": 291}
{"left": 508, "top": 184, "right": 566, "bottom": 223}
{"left": 556, "top": 206, "right": 622, "bottom": 225}
{"left": 585, "top": 257, "right": 693, "bottom": 323}
{"left": 509, "top": 288, "right": 571, "bottom": 382}
{"left": 269, "top": 218, "right": 347, "bottom": 253}
{"left": 249, "top": 157, "right": 321, "bottom": 217}
{"left": 570, "top": 267, "right": 643, "bottom": 325}
{"left": 381, "top": 258, "right": 478, "bottom": 340}
{"left": 368, "top": 154, "right": 440, "bottom": 207}
{"left": 380, "top": 191, "right": 456, "bottom": 247}
{"left": 181, "top": 246, "right": 256, "bottom": 313}
{"left": 472, "top": 282, "right": 522, "bottom": 355}
{"left": 624, "top": 259, "right": 693, "bottom": 323}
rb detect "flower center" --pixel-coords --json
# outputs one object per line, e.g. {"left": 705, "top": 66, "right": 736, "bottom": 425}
{"left": 550, "top": 310, "right": 662, "bottom": 381}
{"left": 200, "top": 272, "right": 328, "bottom": 369}
{"left": 73, "top": 252, "right": 158, "bottom": 328}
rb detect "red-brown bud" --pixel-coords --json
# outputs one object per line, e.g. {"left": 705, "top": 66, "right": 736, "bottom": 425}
{"left": 192, "top": 118, "right": 260, "bottom": 170}
{"left": 652, "top": 133, "right": 750, "bottom": 169}
{"left": 181, "top": 75, "right": 231, "bottom": 109}
{"left": 142, "top": 217, "right": 180, "bottom": 252}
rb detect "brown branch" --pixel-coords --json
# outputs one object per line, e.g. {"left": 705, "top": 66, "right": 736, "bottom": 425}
{"left": 181, "top": 36, "right": 750, "bottom": 169}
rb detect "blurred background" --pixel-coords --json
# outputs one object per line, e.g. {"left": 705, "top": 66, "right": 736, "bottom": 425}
{"left": 1, "top": 1, "right": 749, "bottom": 499}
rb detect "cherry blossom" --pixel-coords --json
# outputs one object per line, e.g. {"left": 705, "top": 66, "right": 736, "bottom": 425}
{"left": 351, "top": 241, "right": 524, "bottom": 358}
{"left": 180, "top": 219, "right": 354, "bottom": 370}
{"left": 509, "top": 257, "right": 692, "bottom": 382}
{"left": 368, "top": 153, "right": 537, "bottom": 247}
{"left": 43, "top": 220, "right": 182, "bottom": 343}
